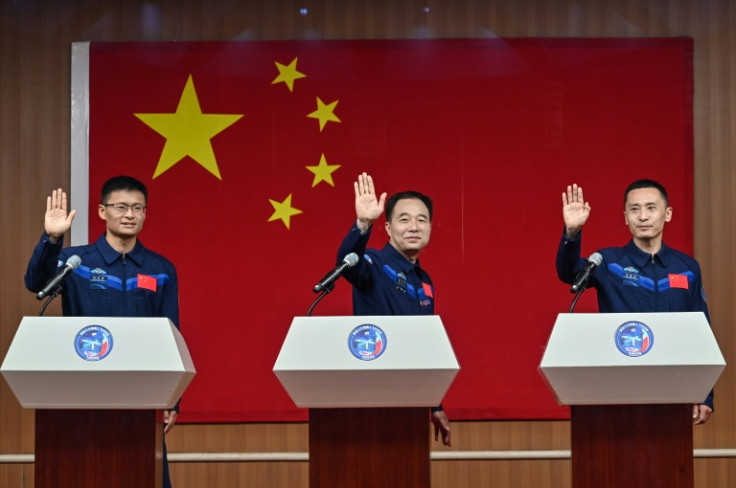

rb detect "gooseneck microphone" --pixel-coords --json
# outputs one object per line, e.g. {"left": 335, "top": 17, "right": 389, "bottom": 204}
{"left": 37, "top": 255, "right": 81, "bottom": 300}
{"left": 570, "top": 252, "right": 602, "bottom": 293}
{"left": 313, "top": 253, "right": 359, "bottom": 293}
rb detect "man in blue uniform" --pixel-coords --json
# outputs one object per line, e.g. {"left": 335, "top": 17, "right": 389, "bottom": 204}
{"left": 556, "top": 179, "right": 713, "bottom": 424}
{"left": 25, "top": 175, "right": 179, "bottom": 487}
{"left": 337, "top": 172, "right": 451, "bottom": 445}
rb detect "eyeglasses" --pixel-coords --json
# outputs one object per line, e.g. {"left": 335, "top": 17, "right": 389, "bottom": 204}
{"left": 103, "top": 203, "right": 147, "bottom": 215}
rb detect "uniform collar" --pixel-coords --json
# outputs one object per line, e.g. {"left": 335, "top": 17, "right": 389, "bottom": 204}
{"left": 624, "top": 239, "right": 671, "bottom": 267}
{"left": 95, "top": 234, "right": 145, "bottom": 265}
{"left": 381, "top": 242, "right": 422, "bottom": 272}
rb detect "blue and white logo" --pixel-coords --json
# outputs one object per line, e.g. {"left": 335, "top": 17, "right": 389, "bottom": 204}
{"left": 348, "top": 324, "right": 386, "bottom": 361}
{"left": 75, "top": 325, "right": 113, "bottom": 361}
{"left": 615, "top": 321, "right": 653, "bottom": 357}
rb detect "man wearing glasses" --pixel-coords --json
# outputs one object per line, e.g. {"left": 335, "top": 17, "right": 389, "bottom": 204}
{"left": 24, "top": 175, "right": 179, "bottom": 488}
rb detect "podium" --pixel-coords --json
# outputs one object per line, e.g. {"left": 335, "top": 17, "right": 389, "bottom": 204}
{"left": 274, "top": 315, "right": 459, "bottom": 488}
{"left": 539, "top": 312, "right": 725, "bottom": 488}
{"left": 1, "top": 316, "right": 196, "bottom": 488}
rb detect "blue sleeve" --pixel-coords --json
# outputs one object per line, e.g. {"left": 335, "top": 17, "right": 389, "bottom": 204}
{"left": 167, "top": 268, "right": 181, "bottom": 413}
{"left": 161, "top": 263, "right": 180, "bottom": 329}
{"left": 703, "top": 390, "right": 714, "bottom": 410}
{"left": 24, "top": 233, "right": 64, "bottom": 293}
{"left": 691, "top": 262, "right": 711, "bottom": 324}
{"left": 160, "top": 262, "right": 181, "bottom": 411}
{"left": 691, "top": 262, "right": 714, "bottom": 410}
{"left": 337, "top": 222, "right": 374, "bottom": 291}
{"left": 556, "top": 229, "right": 587, "bottom": 285}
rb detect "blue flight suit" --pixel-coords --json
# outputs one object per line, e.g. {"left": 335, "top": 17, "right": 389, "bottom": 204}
{"left": 337, "top": 223, "right": 441, "bottom": 413}
{"left": 25, "top": 233, "right": 178, "bottom": 323}
{"left": 25, "top": 232, "right": 180, "bottom": 487}
{"left": 337, "top": 223, "right": 435, "bottom": 316}
{"left": 556, "top": 231, "right": 714, "bottom": 408}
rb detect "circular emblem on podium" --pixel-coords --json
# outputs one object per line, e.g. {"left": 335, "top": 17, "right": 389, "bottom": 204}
{"left": 615, "top": 321, "right": 653, "bottom": 357}
{"left": 75, "top": 325, "right": 114, "bottom": 361}
{"left": 348, "top": 324, "right": 386, "bottom": 361}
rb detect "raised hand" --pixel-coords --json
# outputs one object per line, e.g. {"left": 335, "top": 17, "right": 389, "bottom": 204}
{"left": 45, "top": 188, "right": 77, "bottom": 243}
{"left": 562, "top": 184, "right": 591, "bottom": 238}
{"left": 354, "top": 172, "right": 387, "bottom": 232}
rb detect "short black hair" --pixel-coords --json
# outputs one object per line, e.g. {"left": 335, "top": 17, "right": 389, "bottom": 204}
{"left": 101, "top": 176, "right": 148, "bottom": 204}
{"left": 624, "top": 179, "right": 669, "bottom": 207}
{"left": 385, "top": 191, "right": 433, "bottom": 222}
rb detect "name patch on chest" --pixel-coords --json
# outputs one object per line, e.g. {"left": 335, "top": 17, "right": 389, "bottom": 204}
{"left": 90, "top": 268, "right": 108, "bottom": 289}
{"left": 621, "top": 266, "right": 640, "bottom": 287}
{"left": 394, "top": 272, "right": 408, "bottom": 294}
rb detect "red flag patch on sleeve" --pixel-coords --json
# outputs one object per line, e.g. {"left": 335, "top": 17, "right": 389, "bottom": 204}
{"left": 668, "top": 274, "right": 689, "bottom": 289}
{"left": 138, "top": 274, "right": 158, "bottom": 292}
{"left": 422, "top": 282, "right": 434, "bottom": 298}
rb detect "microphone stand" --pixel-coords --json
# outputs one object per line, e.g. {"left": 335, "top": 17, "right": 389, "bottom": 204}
{"left": 38, "top": 285, "right": 62, "bottom": 316}
{"left": 569, "top": 286, "right": 585, "bottom": 313}
{"left": 307, "top": 283, "right": 334, "bottom": 316}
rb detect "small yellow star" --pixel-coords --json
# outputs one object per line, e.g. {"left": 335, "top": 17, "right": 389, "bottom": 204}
{"left": 267, "top": 194, "right": 303, "bottom": 229}
{"left": 307, "top": 97, "right": 341, "bottom": 131}
{"left": 135, "top": 75, "right": 243, "bottom": 180}
{"left": 272, "top": 57, "right": 307, "bottom": 92}
{"left": 306, "top": 154, "right": 341, "bottom": 187}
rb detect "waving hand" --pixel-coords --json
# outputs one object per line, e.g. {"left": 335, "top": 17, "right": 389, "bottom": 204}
{"left": 45, "top": 188, "right": 77, "bottom": 243}
{"left": 354, "top": 172, "right": 387, "bottom": 232}
{"left": 562, "top": 184, "right": 591, "bottom": 239}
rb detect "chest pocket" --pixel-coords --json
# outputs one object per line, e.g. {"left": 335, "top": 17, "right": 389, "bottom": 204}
{"left": 659, "top": 273, "right": 694, "bottom": 312}
{"left": 663, "top": 288, "right": 692, "bottom": 312}
{"left": 136, "top": 296, "right": 149, "bottom": 316}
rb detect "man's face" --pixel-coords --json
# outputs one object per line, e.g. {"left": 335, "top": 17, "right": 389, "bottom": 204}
{"left": 624, "top": 187, "right": 672, "bottom": 242}
{"left": 384, "top": 198, "right": 431, "bottom": 261}
{"left": 98, "top": 189, "right": 147, "bottom": 239}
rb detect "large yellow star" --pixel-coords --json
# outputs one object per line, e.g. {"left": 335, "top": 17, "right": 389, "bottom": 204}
{"left": 307, "top": 97, "right": 341, "bottom": 131}
{"left": 271, "top": 57, "right": 306, "bottom": 92}
{"left": 267, "top": 194, "right": 303, "bottom": 229}
{"left": 135, "top": 75, "right": 244, "bottom": 180}
{"left": 306, "top": 154, "right": 341, "bottom": 187}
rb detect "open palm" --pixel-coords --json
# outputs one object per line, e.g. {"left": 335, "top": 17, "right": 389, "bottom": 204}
{"left": 354, "top": 173, "right": 386, "bottom": 224}
{"left": 562, "top": 184, "right": 590, "bottom": 234}
{"left": 44, "top": 189, "right": 76, "bottom": 239}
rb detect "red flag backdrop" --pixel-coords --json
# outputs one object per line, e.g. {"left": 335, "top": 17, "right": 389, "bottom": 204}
{"left": 84, "top": 38, "right": 693, "bottom": 422}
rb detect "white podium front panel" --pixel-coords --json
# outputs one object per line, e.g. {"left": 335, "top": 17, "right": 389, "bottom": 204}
{"left": 1, "top": 316, "right": 196, "bottom": 409}
{"left": 539, "top": 312, "right": 725, "bottom": 405}
{"left": 273, "top": 315, "right": 459, "bottom": 408}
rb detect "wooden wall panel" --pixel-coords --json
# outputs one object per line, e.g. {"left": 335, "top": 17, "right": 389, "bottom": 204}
{"left": 0, "top": 465, "right": 33, "bottom": 488}
{"left": 172, "top": 423, "right": 308, "bottom": 452}
{"left": 171, "top": 462, "right": 308, "bottom": 487}
{"left": 2, "top": 1, "right": 735, "bottom": 487}
{"left": 431, "top": 459, "right": 572, "bottom": 488}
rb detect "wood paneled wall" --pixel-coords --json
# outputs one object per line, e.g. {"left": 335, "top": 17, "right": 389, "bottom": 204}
{"left": 1, "top": 1, "right": 735, "bottom": 487}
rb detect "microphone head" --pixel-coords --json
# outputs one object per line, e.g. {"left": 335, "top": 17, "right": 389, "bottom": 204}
{"left": 343, "top": 252, "right": 359, "bottom": 267}
{"left": 588, "top": 252, "right": 603, "bottom": 267}
{"left": 66, "top": 255, "right": 82, "bottom": 269}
